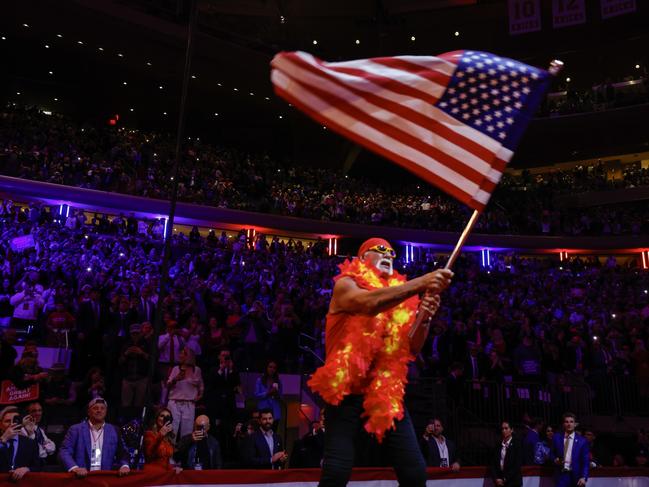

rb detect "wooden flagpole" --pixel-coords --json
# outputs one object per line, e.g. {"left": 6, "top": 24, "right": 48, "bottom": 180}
{"left": 444, "top": 209, "right": 481, "bottom": 270}
{"left": 408, "top": 209, "right": 480, "bottom": 344}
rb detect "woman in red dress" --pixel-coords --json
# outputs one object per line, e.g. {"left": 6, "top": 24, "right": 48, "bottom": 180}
{"left": 144, "top": 408, "right": 182, "bottom": 472}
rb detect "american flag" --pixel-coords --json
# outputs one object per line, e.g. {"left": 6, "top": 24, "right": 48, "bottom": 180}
{"left": 271, "top": 50, "right": 552, "bottom": 211}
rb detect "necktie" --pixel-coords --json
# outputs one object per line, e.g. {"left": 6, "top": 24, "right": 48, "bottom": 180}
{"left": 35, "top": 427, "right": 44, "bottom": 445}
{"left": 8, "top": 438, "right": 15, "bottom": 469}
{"left": 563, "top": 435, "right": 570, "bottom": 464}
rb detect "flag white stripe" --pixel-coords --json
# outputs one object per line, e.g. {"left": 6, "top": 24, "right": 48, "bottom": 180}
{"left": 290, "top": 52, "right": 512, "bottom": 163}
{"left": 273, "top": 55, "right": 502, "bottom": 185}
{"left": 272, "top": 69, "right": 483, "bottom": 202}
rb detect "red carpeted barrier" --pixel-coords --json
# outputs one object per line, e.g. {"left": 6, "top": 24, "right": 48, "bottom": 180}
{"left": 1, "top": 467, "right": 648, "bottom": 486}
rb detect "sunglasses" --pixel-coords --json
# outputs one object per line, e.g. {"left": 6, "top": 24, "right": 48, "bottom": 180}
{"left": 367, "top": 245, "right": 396, "bottom": 258}
{"left": 159, "top": 415, "right": 172, "bottom": 422}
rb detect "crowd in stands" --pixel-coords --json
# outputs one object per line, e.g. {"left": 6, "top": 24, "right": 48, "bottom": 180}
{"left": 0, "top": 201, "right": 648, "bottom": 475}
{"left": 3, "top": 106, "right": 649, "bottom": 237}
{"left": 539, "top": 71, "right": 649, "bottom": 117}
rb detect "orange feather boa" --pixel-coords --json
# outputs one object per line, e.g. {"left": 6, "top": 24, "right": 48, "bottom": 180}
{"left": 308, "top": 259, "right": 419, "bottom": 442}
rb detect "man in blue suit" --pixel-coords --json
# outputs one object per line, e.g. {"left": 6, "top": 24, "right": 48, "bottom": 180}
{"left": 552, "top": 412, "right": 589, "bottom": 487}
{"left": 59, "top": 398, "right": 130, "bottom": 477}
{"left": 243, "top": 409, "right": 288, "bottom": 469}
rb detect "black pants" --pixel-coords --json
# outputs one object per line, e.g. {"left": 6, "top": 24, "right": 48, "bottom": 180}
{"left": 318, "top": 394, "right": 427, "bottom": 487}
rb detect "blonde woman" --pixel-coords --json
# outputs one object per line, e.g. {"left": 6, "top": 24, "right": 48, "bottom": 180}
{"left": 167, "top": 347, "right": 204, "bottom": 439}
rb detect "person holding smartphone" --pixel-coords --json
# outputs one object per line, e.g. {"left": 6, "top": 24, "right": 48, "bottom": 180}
{"left": 143, "top": 408, "right": 181, "bottom": 472}
{"left": 175, "top": 415, "right": 222, "bottom": 470}
{"left": 20, "top": 401, "right": 56, "bottom": 460}
{"left": 0, "top": 406, "right": 41, "bottom": 479}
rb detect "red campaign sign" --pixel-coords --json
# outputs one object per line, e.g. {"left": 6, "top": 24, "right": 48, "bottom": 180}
{"left": 508, "top": 0, "right": 542, "bottom": 35}
{"left": 0, "top": 380, "right": 40, "bottom": 405}
{"left": 553, "top": 0, "right": 586, "bottom": 28}
{"left": 601, "top": 0, "right": 636, "bottom": 18}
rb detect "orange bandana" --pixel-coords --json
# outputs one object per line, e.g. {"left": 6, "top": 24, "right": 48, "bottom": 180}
{"left": 308, "top": 259, "right": 419, "bottom": 442}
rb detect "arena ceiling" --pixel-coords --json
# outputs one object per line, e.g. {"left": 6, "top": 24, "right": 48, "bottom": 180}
{"left": 2, "top": 0, "right": 649, "bottom": 167}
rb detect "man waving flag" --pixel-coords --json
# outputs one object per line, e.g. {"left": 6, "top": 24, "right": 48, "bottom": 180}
{"left": 270, "top": 50, "right": 554, "bottom": 211}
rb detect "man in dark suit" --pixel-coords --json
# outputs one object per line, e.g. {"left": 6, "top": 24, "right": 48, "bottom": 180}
{"left": 552, "top": 412, "right": 589, "bottom": 487}
{"left": 419, "top": 418, "right": 460, "bottom": 470}
{"left": 0, "top": 406, "right": 41, "bottom": 480}
{"left": 58, "top": 398, "right": 130, "bottom": 477}
{"left": 465, "top": 343, "right": 487, "bottom": 382}
{"left": 491, "top": 421, "right": 523, "bottom": 487}
{"left": 243, "top": 409, "right": 288, "bottom": 469}
{"left": 135, "top": 286, "right": 156, "bottom": 324}
{"left": 522, "top": 418, "right": 543, "bottom": 465}
{"left": 205, "top": 349, "right": 241, "bottom": 461}
{"left": 175, "top": 415, "right": 223, "bottom": 469}
{"left": 291, "top": 418, "right": 325, "bottom": 468}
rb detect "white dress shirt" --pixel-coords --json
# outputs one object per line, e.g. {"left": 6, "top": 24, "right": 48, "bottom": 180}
{"left": 88, "top": 421, "right": 105, "bottom": 471}
{"left": 263, "top": 429, "right": 275, "bottom": 463}
{"left": 563, "top": 432, "right": 575, "bottom": 470}
{"left": 500, "top": 437, "right": 512, "bottom": 470}
{"left": 435, "top": 436, "right": 449, "bottom": 467}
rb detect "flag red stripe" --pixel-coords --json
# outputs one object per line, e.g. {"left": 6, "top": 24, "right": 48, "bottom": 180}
{"left": 280, "top": 54, "right": 500, "bottom": 186}
{"left": 272, "top": 83, "right": 485, "bottom": 211}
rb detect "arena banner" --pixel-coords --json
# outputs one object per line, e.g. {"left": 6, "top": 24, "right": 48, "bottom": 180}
{"left": 601, "top": 0, "right": 636, "bottom": 19}
{"left": 0, "top": 380, "right": 39, "bottom": 405}
{"left": 4, "top": 467, "right": 649, "bottom": 487}
{"left": 508, "top": 0, "right": 541, "bottom": 35}
{"left": 552, "top": 0, "right": 586, "bottom": 28}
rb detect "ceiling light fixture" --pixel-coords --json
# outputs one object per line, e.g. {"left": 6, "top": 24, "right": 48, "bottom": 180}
{"left": 117, "top": 53, "right": 124, "bottom": 57}
{"left": 146, "top": 61, "right": 152, "bottom": 66}
{"left": 77, "top": 41, "right": 83, "bottom": 45}
{"left": 566, "top": 77, "right": 571, "bottom": 82}
{"left": 313, "top": 40, "right": 318, "bottom": 45}
{"left": 355, "top": 39, "right": 360, "bottom": 45}
{"left": 22, "top": 23, "right": 29, "bottom": 28}
{"left": 130, "top": 108, "right": 134, "bottom": 112}
{"left": 454, "top": 31, "right": 460, "bottom": 36}
{"left": 56, "top": 34, "right": 63, "bottom": 38}
{"left": 191, "top": 75, "right": 196, "bottom": 79}
{"left": 410, "top": 35, "right": 416, "bottom": 41}
{"left": 44, "top": 44, "right": 50, "bottom": 48}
